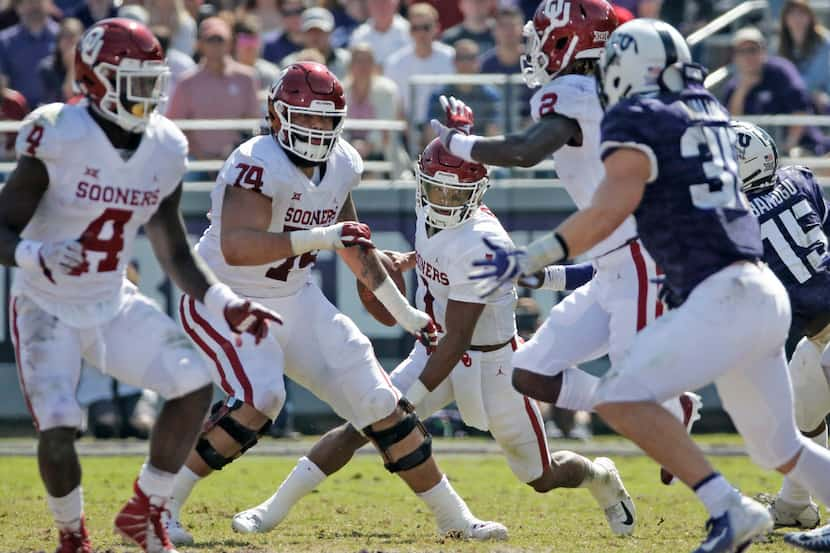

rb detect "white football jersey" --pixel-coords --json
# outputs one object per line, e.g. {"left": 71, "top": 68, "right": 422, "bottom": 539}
{"left": 13, "top": 102, "right": 187, "bottom": 327}
{"left": 414, "top": 207, "right": 517, "bottom": 346}
{"left": 530, "top": 74, "right": 638, "bottom": 258}
{"left": 197, "top": 135, "right": 363, "bottom": 298}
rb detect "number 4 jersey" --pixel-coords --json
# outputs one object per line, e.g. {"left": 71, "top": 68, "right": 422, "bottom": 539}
{"left": 14, "top": 103, "right": 187, "bottom": 327}
{"left": 600, "top": 87, "right": 763, "bottom": 305}
{"left": 196, "top": 134, "right": 362, "bottom": 298}
{"left": 746, "top": 165, "right": 830, "bottom": 326}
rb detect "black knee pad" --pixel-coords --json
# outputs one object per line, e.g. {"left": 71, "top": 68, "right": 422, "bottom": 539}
{"left": 196, "top": 397, "right": 272, "bottom": 471}
{"left": 363, "top": 398, "right": 432, "bottom": 473}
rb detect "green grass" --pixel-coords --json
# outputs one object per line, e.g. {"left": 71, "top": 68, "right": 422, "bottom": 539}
{"left": 0, "top": 448, "right": 804, "bottom": 553}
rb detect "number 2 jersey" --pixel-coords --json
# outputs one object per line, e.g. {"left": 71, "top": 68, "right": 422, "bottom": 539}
{"left": 746, "top": 166, "right": 830, "bottom": 333}
{"left": 14, "top": 103, "right": 187, "bottom": 327}
{"left": 196, "top": 134, "right": 362, "bottom": 298}
{"left": 414, "top": 207, "right": 517, "bottom": 346}
{"left": 600, "top": 87, "right": 763, "bottom": 305}
{"left": 529, "top": 74, "right": 638, "bottom": 258}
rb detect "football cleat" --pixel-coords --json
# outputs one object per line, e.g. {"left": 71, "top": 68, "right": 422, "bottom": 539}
{"left": 114, "top": 480, "right": 178, "bottom": 553}
{"left": 692, "top": 494, "right": 772, "bottom": 553}
{"left": 785, "top": 522, "right": 830, "bottom": 551}
{"left": 162, "top": 511, "right": 194, "bottom": 545}
{"left": 771, "top": 497, "right": 821, "bottom": 529}
{"left": 590, "top": 457, "right": 636, "bottom": 536}
{"left": 232, "top": 508, "right": 273, "bottom": 534}
{"left": 662, "top": 392, "right": 704, "bottom": 485}
{"left": 442, "top": 519, "right": 509, "bottom": 541}
{"left": 56, "top": 516, "right": 92, "bottom": 553}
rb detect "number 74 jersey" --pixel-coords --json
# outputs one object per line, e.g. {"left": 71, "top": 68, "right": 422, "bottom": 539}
{"left": 13, "top": 103, "right": 188, "bottom": 327}
{"left": 195, "top": 134, "right": 362, "bottom": 298}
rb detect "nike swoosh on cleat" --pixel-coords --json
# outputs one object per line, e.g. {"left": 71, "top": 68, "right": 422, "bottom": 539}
{"left": 700, "top": 528, "right": 728, "bottom": 552}
{"left": 620, "top": 502, "right": 634, "bottom": 526}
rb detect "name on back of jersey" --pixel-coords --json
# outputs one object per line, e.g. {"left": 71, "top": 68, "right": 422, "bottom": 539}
{"left": 747, "top": 179, "right": 798, "bottom": 218}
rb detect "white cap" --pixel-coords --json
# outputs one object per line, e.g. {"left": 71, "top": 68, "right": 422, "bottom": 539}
{"left": 732, "top": 26, "right": 765, "bottom": 47}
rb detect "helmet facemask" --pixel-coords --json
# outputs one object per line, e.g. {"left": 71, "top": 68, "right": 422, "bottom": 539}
{"left": 91, "top": 58, "right": 168, "bottom": 132}
{"left": 416, "top": 166, "right": 489, "bottom": 229}
{"left": 274, "top": 99, "right": 346, "bottom": 163}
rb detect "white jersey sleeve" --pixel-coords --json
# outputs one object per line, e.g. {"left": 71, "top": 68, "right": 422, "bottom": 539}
{"left": 16, "top": 103, "right": 87, "bottom": 183}
{"left": 217, "top": 141, "right": 280, "bottom": 199}
{"left": 335, "top": 137, "right": 364, "bottom": 192}
{"left": 146, "top": 113, "right": 189, "bottom": 197}
{"left": 529, "top": 74, "right": 601, "bottom": 126}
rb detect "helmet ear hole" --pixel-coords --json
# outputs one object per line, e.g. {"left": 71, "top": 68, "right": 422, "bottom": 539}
{"left": 555, "top": 37, "right": 568, "bottom": 50}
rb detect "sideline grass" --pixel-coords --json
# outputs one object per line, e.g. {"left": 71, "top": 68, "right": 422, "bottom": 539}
{"left": 0, "top": 450, "right": 801, "bottom": 553}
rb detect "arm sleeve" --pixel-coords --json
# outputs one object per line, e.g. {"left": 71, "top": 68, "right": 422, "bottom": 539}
{"left": 218, "top": 147, "right": 277, "bottom": 199}
{"left": 599, "top": 103, "right": 659, "bottom": 183}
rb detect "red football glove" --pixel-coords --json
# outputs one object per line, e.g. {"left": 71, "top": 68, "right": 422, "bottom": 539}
{"left": 419, "top": 319, "right": 439, "bottom": 353}
{"left": 440, "top": 95, "right": 474, "bottom": 134}
{"left": 338, "top": 221, "right": 375, "bottom": 249}
{"left": 224, "top": 299, "right": 283, "bottom": 345}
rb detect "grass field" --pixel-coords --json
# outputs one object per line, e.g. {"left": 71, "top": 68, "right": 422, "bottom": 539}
{"left": 0, "top": 437, "right": 807, "bottom": 553}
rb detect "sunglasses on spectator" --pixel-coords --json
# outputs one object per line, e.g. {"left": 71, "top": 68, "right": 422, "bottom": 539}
{"left": 282, "top": 7, "right": 304, "bottom": 16}
{"left": 455, "top": 54, "right": 478, "bottom": 61}
{"left": 204, "top": 34, "right": 227, "bottom": 43}
{"left": 411, "top": 23, "right": 434, "bottom": 32}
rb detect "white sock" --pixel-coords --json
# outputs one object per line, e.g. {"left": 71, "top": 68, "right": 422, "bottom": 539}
{"left": 137, "top": 462, "right": 176, "bottom": 506}
{"left": 579, "top": 460, "right": 615, "bottom": 507}
{"left": 169, "top": 465, "right": 202, "bottom": 520}
{"left": 417, "top": 475, "right": 474, "bottom": 533}
{"left": 257, "top": 457, "right": 326, "bottom": 526}
{"left": 779, "top": 428, "right": 825, "bottom": 506}
{"left": 556, "top": 368, "right": 599, "bottom": 412}
{"left": 788, "top": 440, "right": 830, "bottom": 507}
{"left": 694, "top": 473, "right": 737, "bottom": 519}
{"left": 47, "top": 486, "right": 83, "bottom": 531}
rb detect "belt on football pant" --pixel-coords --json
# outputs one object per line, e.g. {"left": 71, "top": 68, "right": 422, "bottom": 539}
{"left": 419, "top": 336, "right": 517, "bottom": 353}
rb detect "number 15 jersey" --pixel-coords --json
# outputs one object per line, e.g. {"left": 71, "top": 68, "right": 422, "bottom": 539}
{"left": 14, "top": 103, "right": 187, "bottom": 327}
{"left": 196, "top": 134, "right": 363, "bottom": 298}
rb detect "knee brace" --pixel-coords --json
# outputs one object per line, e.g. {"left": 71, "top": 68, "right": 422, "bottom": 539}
{"left": 195, "top": 397, "right": 272, "bottom": 471}
{"left": 790, "top": 338, "right": 830, "bottom": 432}
{"left": 363, "top": 398, "right": 432, "bottom": 473}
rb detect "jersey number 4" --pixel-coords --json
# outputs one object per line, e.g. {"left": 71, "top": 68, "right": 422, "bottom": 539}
{"left": 761, "top": 199, "right": 828, "bottom": 284}
{"left": 76, "top": 208, "right": 133, "bottom": 274}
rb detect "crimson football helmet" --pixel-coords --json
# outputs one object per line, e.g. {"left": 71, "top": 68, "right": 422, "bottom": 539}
{"left": 75, "top": 18, "right": 168, "bottom": 132}
{"left": 267, "top": 62, "right": 347, "bottom": 163}
{"left": 416, "top": 138, "right": 489, "bottom": 229}
{"left": 521, "top": 0, "right": 618, "bottom": 88}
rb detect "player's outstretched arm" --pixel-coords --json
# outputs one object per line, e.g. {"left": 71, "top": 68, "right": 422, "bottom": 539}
{"left": 411, "top": 300, "right": 485, "bottom": 400}
{"left": 146, "top": 183, "right": 283, "bottom": 343}
{"left": 0, "top": 156, "right": 49, "bottom": 267}
{"left": 434, "top": 114, "right": 580, "bottom": 168}
{"left": 145, "top": 182, "right": 217, "bottom": 301}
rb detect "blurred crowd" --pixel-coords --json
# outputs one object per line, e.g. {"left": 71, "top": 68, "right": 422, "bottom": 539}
{"left": 0, "top": 0, "right": 829, "bottom": 168}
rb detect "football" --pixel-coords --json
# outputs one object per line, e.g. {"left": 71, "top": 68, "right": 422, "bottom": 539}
{"left": 356, "top": 252, "right": 407, "bottom": 326}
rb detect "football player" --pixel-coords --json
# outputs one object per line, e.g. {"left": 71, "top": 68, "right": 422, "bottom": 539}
{"left": 472, "top": 18, "right": 830, "bottom": 553}
{"left": 428, "top": 0, "right": 700, "bottom": 485}
{"left": 0, "top": 18, "right": 281, "bottom": 553}
{"left": 232, "top": 134, "right": 637, "bottom": 537}
{"left": 164, "top": 62, "right": 507, "bottom": 545}
{"left": 733, "top": 122, "right": 830, "bottom": 534}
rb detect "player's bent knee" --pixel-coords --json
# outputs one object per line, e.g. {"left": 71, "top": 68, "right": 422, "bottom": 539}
{"left": 256, "top": 384, "right": 287, "bottom": 421}
{"left": 195, "top": 397, "right": 273, "bottom": 471}
{"left": 361, "top": 385, "right": 398, "bottom": 425}
{"left": 790, "top": 337, "right": 830, "bottom": 431}
{"left": 363, "top": 398, "right": 432, "bottom": 474}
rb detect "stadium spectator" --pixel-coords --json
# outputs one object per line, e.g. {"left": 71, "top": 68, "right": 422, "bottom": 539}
{"left": 344, "top": 43, "right": 400, "bottom": 161}
{"left": 384, "top": 2, "right": 453, "bottom": 124}
{"left": 348, "top": 0, "right": 411, "bottom": 63}
{"left": 290, "top": 46, "right": 326, "bottom": 64}
{"left": 263, "top": 0, "right": 306, "bottom": 65}
{"left": 283, "top": 7, "right": 350, "bottom": 79}
{"left": 0, "top": 75, "right": 28, "bottom": 161}
{"left": 480, "top": 6, "right": 522, "bottom": 74}
{"left": 118, "top": 3, "right": 149, "bottom": 24}
{"left": 725, "top": 26, "right": 830, "bottom": 155}
{"left": 152, "top": 24, "right": 195, "bottom": 105}
{"left": 426, "top": 39, "right": 501, "bottom": 144}
{"left": 243, "top": 0, "right": 282, "bottom": 37}
{"left": 635, "top": 0, "right": 662, "bottom": 18}
{"left": 779, "top": 0, "right": 830, "bottom": 113}
{"left": 147, "top": 0, "right": 197, "bottom": 56}
{"left": 69, "top": 0, "right": 116, "bottom": 29}
{"left": 330, "top": 0, "right": 368, "bottom": 49}
{"left": 406, "top": 0, "right": 462, "bottom": 31}
{"left": 234, "top": 15, "right": 281, "bottom": 92}
{"left": 167, "top": 16, "right": 261, "bottom": 160}
{"left": 38, "top": 17, "right": 82, "bottom": 104}
{"left": 0, "top": 0, "right": 57, "bottom": 108}
{"left": 440, "top": 0, "right": 495, "bottom": 54}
